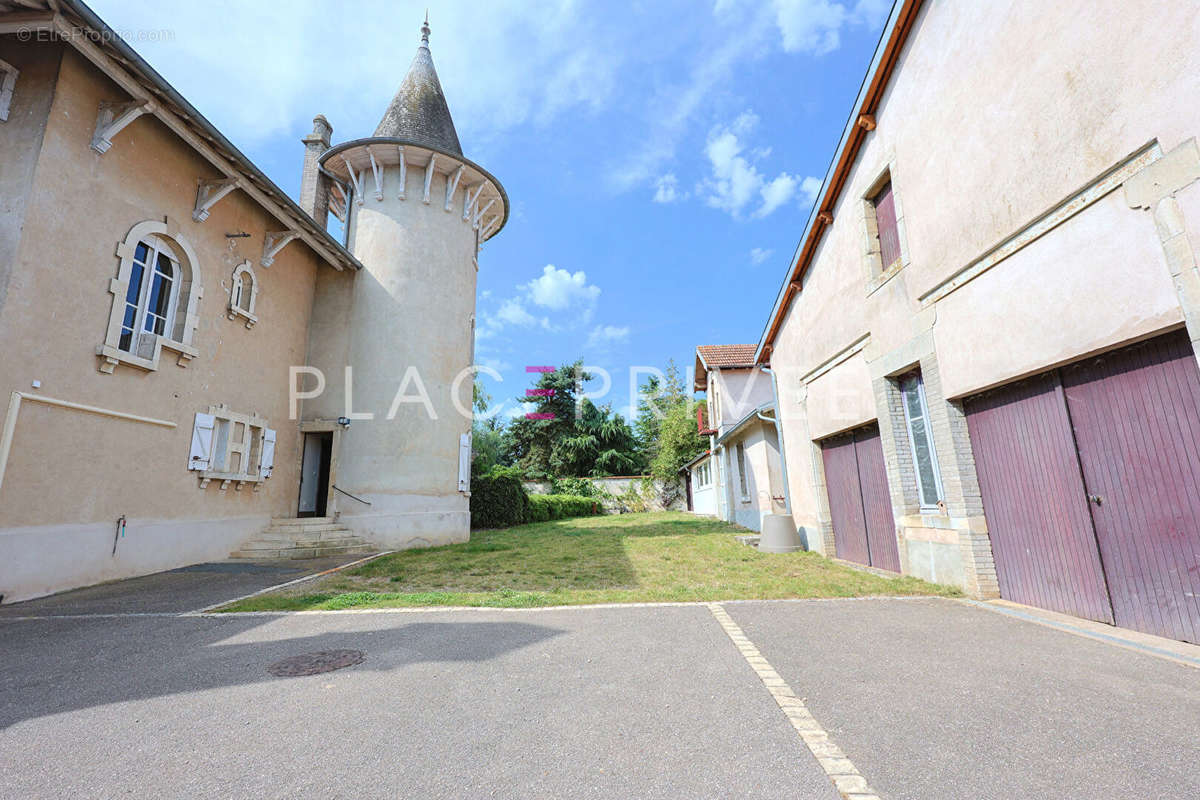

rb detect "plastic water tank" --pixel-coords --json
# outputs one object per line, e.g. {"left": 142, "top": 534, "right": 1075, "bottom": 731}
{"left": 758, "top": 514, "right": 803, "bottom": 553}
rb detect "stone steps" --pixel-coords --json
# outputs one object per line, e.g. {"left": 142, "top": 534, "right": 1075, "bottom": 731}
{"left": 230, "top": 518, "right": 376, "bottom": 560}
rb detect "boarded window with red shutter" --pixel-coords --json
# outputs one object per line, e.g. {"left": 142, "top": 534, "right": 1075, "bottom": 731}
{"left": 873, "top": 180, "right": 901, "bottom": 269}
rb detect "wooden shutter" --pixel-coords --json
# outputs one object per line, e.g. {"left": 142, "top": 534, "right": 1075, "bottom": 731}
{"left": 189, "top": 413, "right": 216, "bottom": 471}
{"left": 259, "top": 428, "right": 277, "bottom": 478}
{"left": 458, "top": 432, "right": 472, "bottom": 492}
{"left": 873, "top": 181, "right": 901, "bottom": 269}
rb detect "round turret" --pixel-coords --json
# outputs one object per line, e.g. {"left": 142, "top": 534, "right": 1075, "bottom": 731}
{"left": 316, "top": 20, "right": 506, "bottom": 545}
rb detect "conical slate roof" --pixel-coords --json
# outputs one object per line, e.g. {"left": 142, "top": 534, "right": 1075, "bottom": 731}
{"left": 373, "top": 19, "right": 463, "bottom": 156}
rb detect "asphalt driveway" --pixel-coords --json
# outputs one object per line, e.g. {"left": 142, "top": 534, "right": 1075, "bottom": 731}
{"left": 1, "top": 591, "right": 1197, "bottom": 798}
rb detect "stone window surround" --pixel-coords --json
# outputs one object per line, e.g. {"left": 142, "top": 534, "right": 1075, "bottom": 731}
{"left": 98, "top": 218, "right": 202, "bottom": 373}
{"left": 859, "top": 158, "right": 912, "bottom": 296}
{"left": 0, "top": 58, "right": 17, "bottom": 122}
{"left": 196, "top": 404, "right": 271, "bottom": 491}
{"left": 227, "top": 260, "right": 259, "bottom": 328}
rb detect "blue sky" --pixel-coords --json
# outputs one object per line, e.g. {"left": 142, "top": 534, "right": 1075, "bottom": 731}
{"left": 91, "top": 0, "right": 890, "bottom": 420}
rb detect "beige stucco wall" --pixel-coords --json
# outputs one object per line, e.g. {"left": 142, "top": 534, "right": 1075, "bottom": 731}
{"left": 804, "top": 350, "right": 875, "bottom": 439}
{"left": 710, "top": 367, "right": 773, "bottom": 432}
{"left": 719, "top": 420, "right": 782, "bottom": 531}
{"left": 0, "top": 39, "right": 61, "bottom": 317}
{"left": 0, "top": 48, "right": 329, "bottom": 601}
{"left": 769, "top": 0, "right": 1200, "bottom": 590}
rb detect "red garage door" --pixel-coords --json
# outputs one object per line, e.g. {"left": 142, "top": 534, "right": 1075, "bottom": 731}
{"left": 966, "top": 330, "right": 1200, "bottom": 643}
{"left": 821, "top": 424, "right": 901, "bottom": 572}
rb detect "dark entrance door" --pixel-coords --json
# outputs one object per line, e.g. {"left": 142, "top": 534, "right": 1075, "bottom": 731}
{"left": 298, "top": 431, "right": 332, "bottom": 517}
{"left": 821, "top": 424, "right": 900, "bottom": 572}
{"left": 966, "top": 329, "right": 1200, "bottom": 643}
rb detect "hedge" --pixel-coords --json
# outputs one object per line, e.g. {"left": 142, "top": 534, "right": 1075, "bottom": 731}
{"left": 469, "top": 468, "right": 530, "bottom": 529}
{"left": 527, "top": 494, "right": 600, "bottom": 522}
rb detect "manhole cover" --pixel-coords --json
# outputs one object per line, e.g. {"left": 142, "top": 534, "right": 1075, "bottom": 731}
{"left": 268, "top": 649, "right": 365, "bottom": 677}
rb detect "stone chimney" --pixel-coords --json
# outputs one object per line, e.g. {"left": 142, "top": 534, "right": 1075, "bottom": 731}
{"left": 299, "top": 114, "right": 332, "bottom": 227}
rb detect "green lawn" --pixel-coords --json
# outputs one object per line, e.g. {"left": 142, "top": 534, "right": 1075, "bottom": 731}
{"left": 219, "top": 511, "right": 959, "bottom": 611}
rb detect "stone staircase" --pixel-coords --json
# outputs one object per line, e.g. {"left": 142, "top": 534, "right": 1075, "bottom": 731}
{"left": 230, "top": 517, "right": 376, "bottom": 560}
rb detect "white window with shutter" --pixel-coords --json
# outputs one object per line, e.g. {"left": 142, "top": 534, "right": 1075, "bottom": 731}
{"left": 259, "top": 428, "right": 276, "bottom": 478}
{"left": 191, "top": 404, "right": 272, "bottom": 489}
{"left": 458, "top": 432, "right": 472, "bottom": 493}
{"left": 189, "top": 413, "right": 215, "bottom": 471}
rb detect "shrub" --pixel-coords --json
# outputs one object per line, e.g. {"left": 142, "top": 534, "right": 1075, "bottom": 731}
{"left": 470, "top": 466, "right": 530, "bottom": 529}
{"left": 527, "top": 494, "right": 600, "bottom": 522}
{"left": 550, "top": 476, "right": 598, "bottom": 497}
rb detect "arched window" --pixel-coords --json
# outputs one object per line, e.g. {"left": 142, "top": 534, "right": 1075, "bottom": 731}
{"left": 119, "top": 236, "right": 180, "bottom": 354}
{"left": 228, "top": 261, "right": 258, "bottom": 327}
{"left": 99, "top": 220, "right": 203, "bottom": 373}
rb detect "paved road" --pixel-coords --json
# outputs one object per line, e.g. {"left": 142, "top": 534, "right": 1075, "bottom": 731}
{"left": 1, "top": 586, "right": 1197, "bottom": 798}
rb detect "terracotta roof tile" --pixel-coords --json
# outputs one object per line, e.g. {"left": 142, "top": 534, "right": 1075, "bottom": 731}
{"left": 696, "top": 344, "right": 758, "bottom": 369}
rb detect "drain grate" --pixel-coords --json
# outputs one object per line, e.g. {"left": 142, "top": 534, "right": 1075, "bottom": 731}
{"left": 267, "top": 649, "right": 365, "bottom": 677}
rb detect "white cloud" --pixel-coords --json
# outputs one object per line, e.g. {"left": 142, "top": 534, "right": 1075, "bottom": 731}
{"left": 477, "top": 264, "right": 603, "bottom": 342}
{"left": 799, "top": 176, "right": 823, "bottom": 208}
{"left": 718, "top": 0, "right": 890, "bottom": 58}
{"left": 88, "top": 0, "right": 627, "bottom": 149}
{"left": 477, "top": 356, "right": 512, "bottom": 374}
{"left": 610, "top": 4, "right": 777, "bottom": 191}
{"left": 653, "top": 174, "right": 683, "bottom": 204}
{"left": 526, "top": 265, "right": 601, "bottom": 312}
{"left": 586, "top": 325, "right": 631, "bottom": 348}
{"left": 700, "top": 112, "right": 815, "bottom": 220}
{"left": 750, "top": 247, "right": 774, "bottom": 265}
{"left": 757, "top": 173, "right": 800, "bottom": 217}
{"left": 495, "top": 298, "right": 540, "bottom": 327}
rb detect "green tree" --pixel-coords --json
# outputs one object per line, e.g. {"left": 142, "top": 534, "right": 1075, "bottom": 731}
{"left": 649, "top": 394, "right": 708, "bottom": 489}
{"left": 503, "top": 361, "right": 642, "bottom": 478}
{"left": 556, "top": 399, "right": 641, "bottom": 477}
{"left": 470, "top": 379, "right": 507, "bottom": 474}
{"left": 633, "top": 359, "right": 692, "bottom": 468}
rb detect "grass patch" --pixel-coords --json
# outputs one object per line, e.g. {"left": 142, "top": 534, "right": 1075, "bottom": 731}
{"left": 218, "top": 512, "right": 959, "bottom": 612}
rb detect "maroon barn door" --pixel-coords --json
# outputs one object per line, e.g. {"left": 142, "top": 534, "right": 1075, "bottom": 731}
{"left": 821, "top": 424, "right": 900, "bottom": 572}
{"left": 966, "top": 329, "right": 1200, "bottom": 643}
{"left": 965, "top": 374, "right": 1114, "bottom": 623}
{"left": 823, "top": 433, "right": 870, "bottom": 565}
{"left": 1062, "top": 331, "right": 1200, "bottom": 643}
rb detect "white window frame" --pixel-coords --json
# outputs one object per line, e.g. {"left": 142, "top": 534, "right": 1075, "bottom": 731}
{"left": 899, "top": 373, "right": 944, "bottom": 511}
{"left": 694, "top": 459, "right": 711, "bottom": 489}
{"left": 0, "top": 58, "right": 18, "bottom": 122}
{"left": 227, "top": 260, "right": 259, "bottom": 328}
{"left": 192, "top": 404, "right": 273, "bottom": 491}
{"left": 122, "top": 237, "right": 181, "bottom": 350}
{"left": 99, "top": 220, "right": 202, "bottom": 373}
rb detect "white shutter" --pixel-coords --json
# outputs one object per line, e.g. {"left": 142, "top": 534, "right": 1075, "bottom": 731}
{"left": 458, "top": 432, "right": 472, "bottom": 492}
{"left": 189, "top": 413, "right": 215, "bottom": 471}
{"left": 136, "top": 331, "right": 157, "bottom": 359}
{"left": 259, "top": 428, "right": 277, "bottom": 478}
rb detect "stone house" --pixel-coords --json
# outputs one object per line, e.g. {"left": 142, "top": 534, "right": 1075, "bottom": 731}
{"left": 683, "top": 345, "right": 786, "bottom": 532}
{"left": 755, "top": 0, "right": 1200, "bottom": 643}
{"left": 0, "top": 2, "right": 505, "bottom": 601}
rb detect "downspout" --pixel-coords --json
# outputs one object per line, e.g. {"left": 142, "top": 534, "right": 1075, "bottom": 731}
{"left": 759, "top": 367, "right": 792, "bottom": 515}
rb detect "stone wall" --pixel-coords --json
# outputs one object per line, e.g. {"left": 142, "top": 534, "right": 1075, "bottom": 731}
{"left": 522, "top": 476, "right": 686, "bottom": 512}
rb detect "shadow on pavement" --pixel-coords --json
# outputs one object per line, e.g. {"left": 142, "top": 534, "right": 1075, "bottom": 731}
{"left": 0, "top": 616, "right": 565, "bottom": 729}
